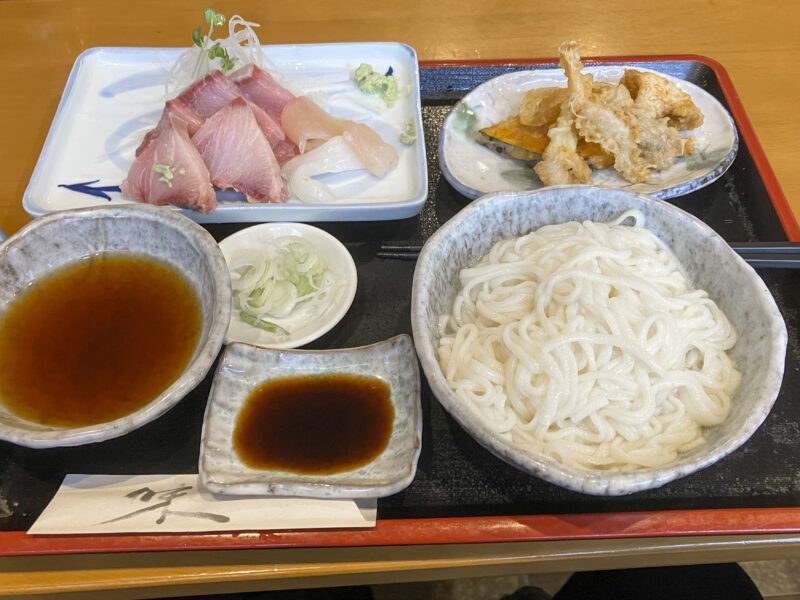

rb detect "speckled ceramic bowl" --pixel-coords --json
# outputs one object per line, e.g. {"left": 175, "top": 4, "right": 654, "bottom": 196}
{"left": 0, "top": 204, "right": 231, "bottom": 448}
{"left": 411, "top": 186, "right": 788, "bottom": 496}
{"left": 199, "top": 335, "right": 422, "bottom": 498}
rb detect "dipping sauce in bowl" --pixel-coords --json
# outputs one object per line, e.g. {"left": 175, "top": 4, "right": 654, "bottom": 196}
{"left": 0, "top": 253, "right": 201, "bottom": 427}
{"left": 233, "top": 374, "right": 394, "bottom": 475}
{"left": 0, "top": 203, "right": 231, "bottom": 448}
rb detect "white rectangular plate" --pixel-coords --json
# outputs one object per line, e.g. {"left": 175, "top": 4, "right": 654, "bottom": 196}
{"left": 23, "top": 43, "right": 428, "bottom": 223}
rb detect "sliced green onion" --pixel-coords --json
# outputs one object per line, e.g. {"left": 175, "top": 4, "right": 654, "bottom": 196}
{"left": 239, "top": 311, "right": 290, "bottom": 335}
{"left": 228, "top": 238, "right": 340, "bottom": 336}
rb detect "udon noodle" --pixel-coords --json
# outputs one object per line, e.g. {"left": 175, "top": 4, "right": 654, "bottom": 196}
{"left": 437, "top": 210, "right": 741, "bottom": 471}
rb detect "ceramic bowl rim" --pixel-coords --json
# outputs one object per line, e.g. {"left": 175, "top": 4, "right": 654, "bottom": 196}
{"left": 0, "top": 203, "right": 232, "bottom": 448}
{"left": 411, "top": 186, "right": 788, "bottom": 495}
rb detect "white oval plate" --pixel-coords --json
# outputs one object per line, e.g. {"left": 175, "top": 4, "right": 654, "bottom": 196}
{"left": 439, "top": 66, "right": 738, "bottom": 200}
{"left": 219, "top": 223, "right": 357, "bottom": 348}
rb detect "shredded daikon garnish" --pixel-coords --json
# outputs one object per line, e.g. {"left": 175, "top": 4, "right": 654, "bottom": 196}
{"left": 229, "top": 238, "right": 340, "bottom": 336}
{"left": 165, "top": 9, "right": 284, "bottom": 98}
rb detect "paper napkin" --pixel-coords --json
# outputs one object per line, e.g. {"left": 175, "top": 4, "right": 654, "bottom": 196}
{"left": 28, "top": 474, "right": 377, "bottom": 534}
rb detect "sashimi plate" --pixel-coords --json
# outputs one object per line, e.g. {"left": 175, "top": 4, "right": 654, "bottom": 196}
{"left": 23, "top": 43, "right": 427, "bottom": 223}
{"left": 439, "top": 65, "right": 738, "bottom": 200}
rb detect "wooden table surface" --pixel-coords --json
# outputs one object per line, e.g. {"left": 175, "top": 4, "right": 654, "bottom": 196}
{"left": 2, "top": 0, "right": 799, "bottom": 596}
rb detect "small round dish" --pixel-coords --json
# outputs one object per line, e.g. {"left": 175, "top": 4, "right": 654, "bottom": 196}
{"left": 218, "top": 222, "right": 357, "bottom": 349}
{"left": 439, "top": 66, "right": 738, "bottom": 200}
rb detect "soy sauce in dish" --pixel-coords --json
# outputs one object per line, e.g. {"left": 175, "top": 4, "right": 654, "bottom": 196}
{"left": 0, "top": 253, "right": 202, "bottom": 427}
{"left": 233, "top": 374, "right": 394, "bottom": 475}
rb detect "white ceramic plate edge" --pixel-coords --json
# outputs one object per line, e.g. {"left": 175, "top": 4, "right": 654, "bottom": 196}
{"left": 439, "top": 65, "right": 738, "bottom": 200}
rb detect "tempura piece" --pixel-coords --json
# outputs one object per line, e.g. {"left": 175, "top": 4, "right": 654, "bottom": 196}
{"left": 477, "top": 115, "right": 615, "bottom": 169}
{"left": 579, "top": 140, "right": 615, "bottom": 169}
{"left": 519, "top": 88, "right": 568, "bottom": 127}
{"left": 534, "top": 44, "right": 593, "bottom": 186}
{"left": 559, "top": 41, "right": 692, "bottom": 183}
{"left": 533, "top": 113, "right": 592, "bottom": 185}
{"left": 477, "top": 41, "right": 703, "bottom": 185}
{"left": 621, "top": 69, "right": 705, "bottom": 130}
{"left": 477, "top": 116, "right": 551, "bottom": 161}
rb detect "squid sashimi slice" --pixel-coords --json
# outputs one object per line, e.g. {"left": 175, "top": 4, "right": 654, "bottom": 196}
{"left": 280, "top": 96, "right": 346, "bottom": 154}
{"left": 177, "top": 70, "right": 243, "bottom": 118}
{"left": 192, "top": 97, "right": 289, "bottom": 203}
{"left": 121, "top": 114, "right": 216, "bottom": 213}
{"left": 230, "top": 63, "right": 295, "bottom": 122}
{"left": 136, "top": 98, "right": 205, "bottom": 158}
{"left": 280, "top": 136, "right": 364, "bottom": 204}
{"left": 342, "top": 121, "right": 399, "bottom": 178}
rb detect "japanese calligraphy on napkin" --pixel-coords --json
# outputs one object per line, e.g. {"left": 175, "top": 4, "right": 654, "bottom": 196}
{"left": 28, "top": 474, "right": 377, "bottom": 534}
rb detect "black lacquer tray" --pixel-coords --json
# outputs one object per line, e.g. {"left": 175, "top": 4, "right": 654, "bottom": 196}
{"left": 2, "top": 57, "right": 799, "bottom": 555}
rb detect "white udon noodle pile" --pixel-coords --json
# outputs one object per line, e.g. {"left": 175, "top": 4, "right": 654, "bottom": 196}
{"left": 436, "top": 210, "right": 741, "bottom": 471}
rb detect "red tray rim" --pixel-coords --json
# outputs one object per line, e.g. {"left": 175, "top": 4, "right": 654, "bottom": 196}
{"left": 4, "top": 507, "right": 800, "bottom": 556}
{"left": 2, "top": 53, "right": 797, "bottom": 557}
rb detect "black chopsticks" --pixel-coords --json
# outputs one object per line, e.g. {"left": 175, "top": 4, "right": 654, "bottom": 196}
{"left": 376, "top": 242, "right": 423, "bottom": 260}
{"left": 729, "top": 242, "right": 800, "bottom": 269}
{"left": 378, "top": 241, "right": 800, "bottom": 268}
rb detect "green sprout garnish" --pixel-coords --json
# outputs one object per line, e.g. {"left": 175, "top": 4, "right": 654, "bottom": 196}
{"left": 203, "top": 7, "right": 226, "bottom": 27}
{"left": 192, "top": 9, "right": 236, "bottom": 72}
